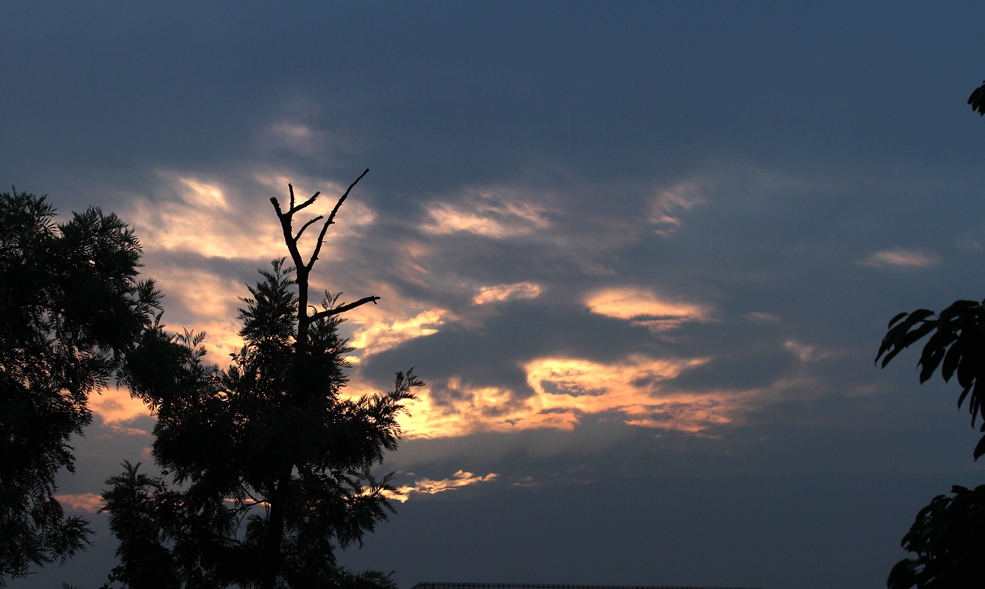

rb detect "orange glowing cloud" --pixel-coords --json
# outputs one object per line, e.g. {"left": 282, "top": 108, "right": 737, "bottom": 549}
{"left": 54, "top": 493, "right": 103, "bottom": 513}
{"left": 386, "top": 470, "right": 499, "bottom": 502}
{"left": 151, "top": 265, "right": 244, "bottom": 320}
{"left": 347, "top": 309, "right": 450, "bottom": 361}
{"left": 473, "top": 282, "right": 542, "bottom": 305}
{"left": 398, "top": 377, "right": 567, "bottom": 439}
{"left": 396, "top": 354, "right": 746, "bottom": 439}
{"left": 131, "top": 264, "right": 247, "bottom": 366}
{"left": 422, "top": 189, "right": 549, "bottom": 238}
{"left": 90, "top": 386, "right": 152, "bottom": 425}
{"left": 525, "top": 356, "right": 733, "bottom": 433}
{"left": 585, "top": 287, "right": 713, "bottom": 330}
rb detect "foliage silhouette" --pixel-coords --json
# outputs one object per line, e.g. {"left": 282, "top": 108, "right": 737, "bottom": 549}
{"left": 873, "top": 83, "right": 985, "bottom": 589}
{"left": 100, "top": 171, "right": 418, "bottom": 589}
{"left": 876, "top": 301, "right": 985, "bottom": 461}
{"left": 886, "top": 485, "right": 985, "bottom": 589}
{"left": 969, "top": 81, "right": 985, "bottom": 116}
{"left": 0, "top": 189, "right": 161, "bottom": 586}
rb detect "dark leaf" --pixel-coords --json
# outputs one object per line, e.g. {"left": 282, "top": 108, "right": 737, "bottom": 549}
{"left": 970, "top": 80, "right": 985, "bottom": 115}
{"left": 888, "top": 312, "right": 910, "bottom": 329}
{"left": 941, "top": 341, "right": 963, "bottom": 383}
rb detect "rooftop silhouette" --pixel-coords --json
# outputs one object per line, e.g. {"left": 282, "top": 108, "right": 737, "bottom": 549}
{"left": 411, "top": 583, "right": 762, "bottom": 589}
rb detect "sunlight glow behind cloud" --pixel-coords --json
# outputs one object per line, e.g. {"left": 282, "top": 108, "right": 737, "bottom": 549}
{"left": 128, "top": 171, "right": 375, "bottom": 261}
{"left": 90, "top": 386, "right": 152, "bottom": 425}
{"left": 397, "top": 354, "right": 741, "bottom": 438}
{"left": 53, "top": 493, "right": 103, "bottom": 514}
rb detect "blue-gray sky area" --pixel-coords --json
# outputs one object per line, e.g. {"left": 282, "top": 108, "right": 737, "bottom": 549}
{"left": 5, "top": 2, "right": 985, "bottom": 588}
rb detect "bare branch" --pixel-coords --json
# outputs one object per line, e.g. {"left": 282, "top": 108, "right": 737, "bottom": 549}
{"left": 289, "top": 183, "right": 296, "bottom": 211}
{"left": 270, "top": 196, "right": 285, "bottom": 219}
{"left": 269, "top": 196, "right": 306, "bottom": 272}
{"left": 292, "top": 191, "right": 320, "bottom": 214}
{"left": 310, "top": 295, "right": 380, "bottom": 322}
{"left": 294, "top": 215, "right": 323, "bottom": 242}
{"left": 308, "top": 168, "right": 369, "bottom": 270}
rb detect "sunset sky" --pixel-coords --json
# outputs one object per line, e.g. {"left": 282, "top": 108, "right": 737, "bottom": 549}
{"left": 5, "top": 3, "right": 985, "bottom": 588}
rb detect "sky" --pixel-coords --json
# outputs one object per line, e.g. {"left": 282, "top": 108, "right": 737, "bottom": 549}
{"left": 4, "top": 2, "right": 985, "bottom": 588}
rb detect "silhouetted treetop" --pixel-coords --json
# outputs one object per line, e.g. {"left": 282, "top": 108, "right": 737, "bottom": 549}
{"left": 102, "top": 171, "right": 419, "bottom": 589}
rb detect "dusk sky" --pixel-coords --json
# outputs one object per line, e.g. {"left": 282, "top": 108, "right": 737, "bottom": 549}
{"left": 5, "top": 3, "right": 985, "bottom": 588}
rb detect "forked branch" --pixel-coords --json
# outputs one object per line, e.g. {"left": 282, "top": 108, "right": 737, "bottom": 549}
{"left": 307, "top": 168, "right": 369, "bottom": 271}
{"left": 268, "top": 170, "right": 379, "bottom": 338}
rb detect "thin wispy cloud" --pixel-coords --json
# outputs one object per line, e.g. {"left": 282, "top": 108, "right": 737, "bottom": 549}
{"left": 584, "top": 287, "right": 714, "bottom": 331}
{"left": 347, "top": 309, "right": 450, "bottom": 362}
{"left": 649, "top": 181, "right": 707, "bottom": 237}
{"left": 857, "top": 247, "right": 940, "bottom": 268}
{"left": 386, "top": 470, "right": 499, "bottom": 502}
{"left": 473, "top": 282, "right": 542, "bottom": 305}
{"left": 422, "top": 188, "right": 550, "bottom": 238}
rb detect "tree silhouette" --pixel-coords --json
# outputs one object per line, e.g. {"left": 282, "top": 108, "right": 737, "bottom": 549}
{"left": 0, "top": 189, "right": 161, "bottom": 586}
{"left": 873, "top": 84, "right": 985, "bottom": 589}
{"left": 101, "top": 171, "right": 420, "bottom": 589}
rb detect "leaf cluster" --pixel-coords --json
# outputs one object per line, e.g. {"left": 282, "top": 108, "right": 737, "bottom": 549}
{"left": 887, "top": 484, "right": 985, "bottom": 589}
{"left": 876, "top": 300, "right": 985, "bottom": 460}
{"left": 0, "top": 189, "right": 161, "bottom": 586}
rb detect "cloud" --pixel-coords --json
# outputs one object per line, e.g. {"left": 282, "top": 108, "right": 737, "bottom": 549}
{"left": 54, "top": 493, "right": 103, "bottom": 513}
{"left": 261, "top": 121, "right": 327, "bottom": 157}
{"left": 857, "top": 248, "right": 940, "bottom": 268}
{"left": 90, "top": 386, "right": 152, "bottom": 425}
{"left": 126, "top": 170, "right": 375, "bottom": 262}
{"left": 395, "top": 354, "right": 747, "bottom": 439}
{"left": 149, "top": 264, "right": 244, "bottom": 322}
{"left": 784, "top": 340, "right": 834, "bottom": 363}
{"left": 584, "top": 287, "right": 713, "bottom": 331}
{"left": 473, "top": 282, "right": 542, "bottom": 305}
{"left": 525, "top": 355, "right": 742, "bottom": 433}
{"left": 386, "top": 470, "right": 499, "bottom": 502}
{"left": 127, "top": 174, "right": 283, "bottom": 260}
{"left": 422, "top": 188, "right": 550, "bottom": 238}
{"left": 744, "top": 312, "right": 781, "bottom": 323}
{"left": 348, "top": 309, "right": 450, "bottom": 361}
{"left": 649, "top": 181, "right": 707, "bottom": 237}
